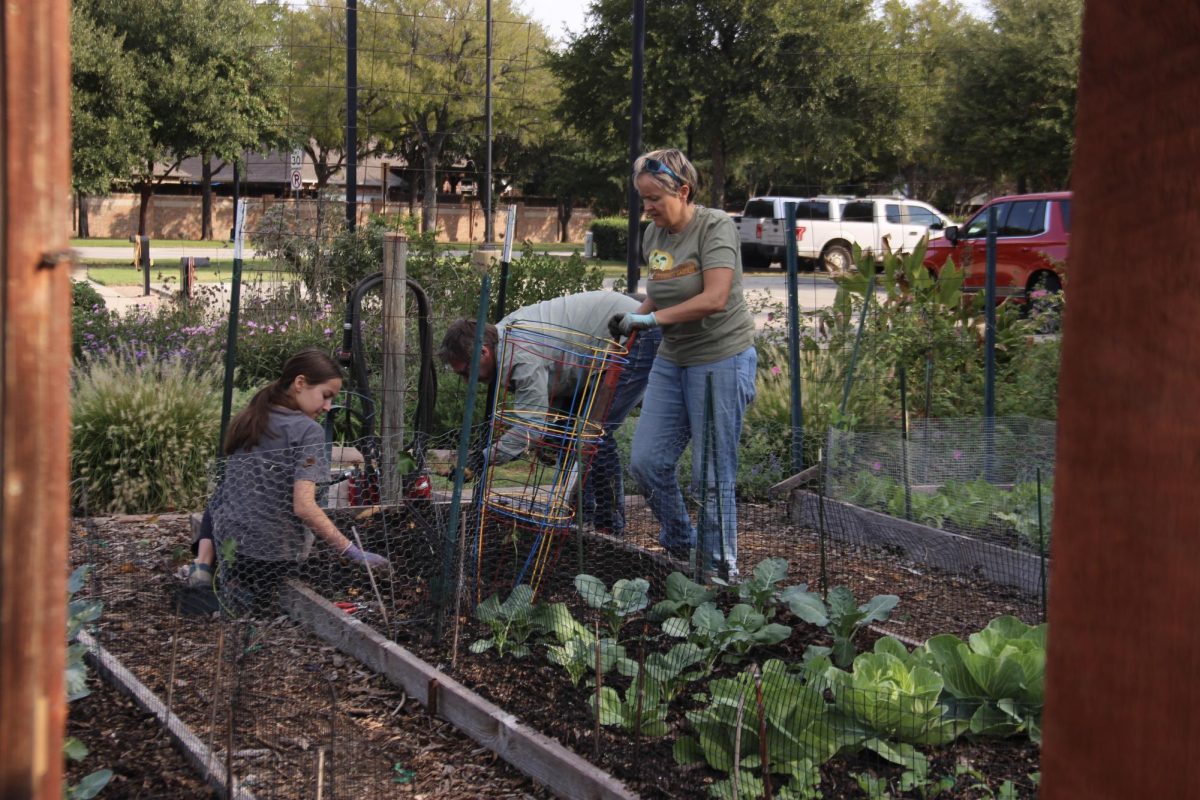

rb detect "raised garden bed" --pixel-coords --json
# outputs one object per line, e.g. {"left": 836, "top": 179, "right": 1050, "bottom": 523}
{"left": 73, "top": 505, "right": 1044, "bottom": 799}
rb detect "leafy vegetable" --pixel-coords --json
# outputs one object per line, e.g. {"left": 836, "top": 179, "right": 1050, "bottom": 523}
{"left": 649, "top": 571, "right": 719, "bottom": 632}
{"left": 917, "top": 615, "right": 1046, "bottom": 742}
{"left": 676, "top": 660, "right": 844, "bottom": 777}
{"left": 575, "top": 574, "right": 650, "bottom": 640}
{"left": 713, "top": 557, "right": 790, "bottom": 617}
{"left": 691, "top": 602, "right": 793, "bottom": 666}
{"left": 784, "top": 585, "right": 898, "bottom": 667}
{"left": 469, "top": 585, "right": 543, "bottom": 659}
{"left": 595, "top": 678, "right": 670, "bottom": 737}
{"left": 547, "top": 636, "right": 625, "bottom": 688}
{"left": 820, "top": 640, "right": 965, "bottom": 746}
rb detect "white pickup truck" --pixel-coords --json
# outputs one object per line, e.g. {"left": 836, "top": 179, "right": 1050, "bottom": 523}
{"left": 735, "top": 195, "right": 952, "bottom": 273}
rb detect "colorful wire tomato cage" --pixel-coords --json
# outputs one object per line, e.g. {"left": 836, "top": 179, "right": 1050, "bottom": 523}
{"left": 472, "top": 320, "right": 629, "bottom": 599}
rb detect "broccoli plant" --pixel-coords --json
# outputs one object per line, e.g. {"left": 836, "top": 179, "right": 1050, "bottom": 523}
{"left": 617, "top": 642, "right": 707, "bottom": 704}
{"left": 547, "top": 636, "right": 626, "bottom": 688}
{"left": 690, "top": 602, "right": 793, "bottom": 669}
{"left": 713, "top": 557, "right": 790, "bottom": 618}
{"left": 649, "top": 571, "right": 719, "bottom": 637}
{"left": 574, "top": 574, "right": 650, "bottom": 640}
{"left": 595, "top": 677, "right": 671, "bottom": 737}
{"left": 783, "top": 585, "right": 899, "bottom": 667}
{"left": 469, "top": 584, "right": 544, "bottom": 659}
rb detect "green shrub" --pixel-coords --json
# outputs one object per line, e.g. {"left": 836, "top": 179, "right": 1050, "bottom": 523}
{"left": 589, "top": 216, "right": 650, "bottom": 260}
{"left": 72, "top": 280, "right": 106, "bottom": 311}
{"left": 71, "top": 351, "right": 223, "bottom": 514}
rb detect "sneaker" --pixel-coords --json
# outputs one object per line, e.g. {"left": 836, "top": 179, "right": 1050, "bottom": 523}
{"left": 185, "top": 562, "right": 214, "bottom": 588}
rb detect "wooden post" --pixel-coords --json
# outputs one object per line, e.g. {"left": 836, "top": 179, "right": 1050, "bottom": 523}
{"left": 0, "top": 1, "right": 72, "bottom": 797}
{"left": 381, "top": 232, "right": 408, "bottom": 502}
{"left": 1041, "top": 3, "right": 1200, "bottom": 798}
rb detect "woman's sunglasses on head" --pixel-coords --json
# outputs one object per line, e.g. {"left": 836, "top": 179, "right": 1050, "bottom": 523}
{"left": 641, "top": 158, "right": 685, "bottom": 187}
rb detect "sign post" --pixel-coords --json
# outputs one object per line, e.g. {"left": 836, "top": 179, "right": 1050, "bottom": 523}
{"left": 290, "top": 148, "right": 303, "bottom": 195}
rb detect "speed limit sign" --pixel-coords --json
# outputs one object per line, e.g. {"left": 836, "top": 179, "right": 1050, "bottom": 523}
{"left": 290, "top": 168, "right": 303, "bottom": 191}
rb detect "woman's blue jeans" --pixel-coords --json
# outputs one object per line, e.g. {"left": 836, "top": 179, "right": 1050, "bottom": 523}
{"left": 581, "top": 328, "right": 661, "bottom": 534}
{"left": 629, "top": 346, "right": 757, "bottom": 573}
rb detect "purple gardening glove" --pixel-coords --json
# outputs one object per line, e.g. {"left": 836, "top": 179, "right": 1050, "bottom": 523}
{"left": 341, "top": 544, "right": 391, "bottom": 572}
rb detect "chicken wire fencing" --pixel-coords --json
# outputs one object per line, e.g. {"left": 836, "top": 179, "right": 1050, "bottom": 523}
{"left": 67, "top": 514, "right": 419, "bottom": 800}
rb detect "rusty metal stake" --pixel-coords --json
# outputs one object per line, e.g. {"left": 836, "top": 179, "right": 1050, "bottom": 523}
{"left": 593, "top": 621, "right": 602, "bottom": 760}
{"left": 451, "top": 513, "right": 467, "bottom": 668}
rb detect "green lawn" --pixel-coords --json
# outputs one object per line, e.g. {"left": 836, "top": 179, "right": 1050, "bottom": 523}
{"left": 83, "top": 260, "right": 282, "bottom": 286}
{"left": 71, "top": 237, "right": 232, "bottom": 249}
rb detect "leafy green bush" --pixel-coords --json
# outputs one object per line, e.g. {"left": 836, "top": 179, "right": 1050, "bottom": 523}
{"left": 588, "top": 216, "right": 650, "bottom": 260}
{"left": 72, "top": 279, "right": 106, "bottom": 311}
{"left": 71, "top": 351, "right": 222, "bottom": 513}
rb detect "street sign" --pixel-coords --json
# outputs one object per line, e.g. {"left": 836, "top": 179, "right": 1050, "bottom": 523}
{"left": 290, "top": 168, "right": 303, "bottom": 192}
{"left": 290, "top": 147, "right": 303, "bottom": 167}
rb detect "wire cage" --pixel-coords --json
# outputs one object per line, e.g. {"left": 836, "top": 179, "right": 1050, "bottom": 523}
{"left": 471, "top": 320, "right": 630, "bottom": 596}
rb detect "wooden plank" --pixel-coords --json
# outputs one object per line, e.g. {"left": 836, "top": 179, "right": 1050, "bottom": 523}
{"left": 0, "top": 2, "right": 73, "bottom": 796}
{"left": 76, "top": 631, "right": 255, "bottom": 800}
{"left": 767, "top": 464, "right": 821, "bottom": 497}
{"left": 1041, "top": 5, "right": 1200, "bottom": 797}
{"left": 280, "top": 580, "right": 638, "bottom": 800}
{"left": 789, "top": 490, "right": 1047, "bottom": 595}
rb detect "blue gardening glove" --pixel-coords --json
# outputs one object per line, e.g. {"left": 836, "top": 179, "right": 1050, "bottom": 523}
{"left": 341, "top": 544, "right": 391, "bottom": 571}
{"left": 611, "top": 312, "right": 658, "bottom": 337}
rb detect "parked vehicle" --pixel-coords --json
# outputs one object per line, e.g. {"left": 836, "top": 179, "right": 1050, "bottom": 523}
{"left": 735, "top": 195, "right": 952, "bottom": 272}
{"left": 923, "top": 191, "right": 1070, "bottom": 301}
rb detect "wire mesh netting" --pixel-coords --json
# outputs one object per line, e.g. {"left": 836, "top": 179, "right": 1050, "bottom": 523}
{"left": 66, "top": 0, "right": 1072, "bottom": 794}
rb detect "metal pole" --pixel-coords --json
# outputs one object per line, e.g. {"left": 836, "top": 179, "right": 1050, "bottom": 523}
{"left": 900, "top": 367, "right": 912, "bottom": 521}
{"left": 984, "top": 205, "right": 997, "bottom": 480}
{"left": 784, "top": 202, "right": 803, "bottom": 473}
{"left": 484, "top": 207, "right": 518, "bottom": 425}
{"left": 345, "top": 0, "right": 358, "bottom": 231}
{"left": 484, "top": 0, "right": 494, "bottom": 243}
{"left": 439, "top": 260, "right": 493, "bottom": 636}
{"left": 625, "top": 0, "right": 645, "bottom": 293}
{"left": 218, "top": 168, "right": 246, "bottom": 457}
{"left": 839, "top": 269, "right": 874, "bottom": 416}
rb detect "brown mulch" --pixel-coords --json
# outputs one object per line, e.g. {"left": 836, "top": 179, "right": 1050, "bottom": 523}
{"left": 70, "top": 515, "right": 550, "bottom": 800}
{"left": 66, "top": 674, "right": 216, "bottom": 799}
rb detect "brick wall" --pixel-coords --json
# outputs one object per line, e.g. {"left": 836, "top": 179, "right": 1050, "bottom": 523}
{"left": 79, "top": 194, "right": 596, "bottom": 243}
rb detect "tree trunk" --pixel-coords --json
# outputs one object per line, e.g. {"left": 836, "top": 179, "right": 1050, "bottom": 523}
{"left": 557, "top": 197, "right": 573, "bottom": 243}
{"left": 138, "top": 177, "right": 153, "bottom": 237}
{"left": 77, "top": 193, "right": 90, "bottom": 238}
{"left": 421, "top": 144, "right": 438, "bottom": 234}
{"left": 201, "top": 154, "right": 213, "bottom": 240}
{"left": 708, "top": 138, "right": 727, "bottom": 209}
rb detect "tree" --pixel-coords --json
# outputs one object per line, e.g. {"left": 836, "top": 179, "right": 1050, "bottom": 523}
{"left": 936, "top": 0, "right": 1082, "bottom": 193}
{"left": 549, "top": 0, "right": 900, "bottom": 209}
{"left": 70, "top": 6, "right": 150, "bottom": 237}
{"left": 364, "top": 0, "right": 553, "bottom": 233}
{"left": 279, "top": 3, "right": 393, "bottom": 192}
{"left": 77, "top": 0, "right": 289, "bottom": 236}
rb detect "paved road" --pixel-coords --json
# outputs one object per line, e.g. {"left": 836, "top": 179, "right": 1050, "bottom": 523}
{"left": 76, "top": 253, "right": 868, "bottom": 323}
{"left": 75, "top": 245, "right": 258, "bottom": 261}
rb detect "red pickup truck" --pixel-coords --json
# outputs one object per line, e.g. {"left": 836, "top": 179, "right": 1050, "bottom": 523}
{"left": 923, "top": 191, "right": 1070, "bottom": 300}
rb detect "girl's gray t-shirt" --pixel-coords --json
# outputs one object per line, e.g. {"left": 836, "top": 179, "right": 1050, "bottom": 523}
{"left": 641, "top": 206, "right": 756, "bottom": 366}
{"left": 209, "top": 407, "right": 328, "bottom": 562}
